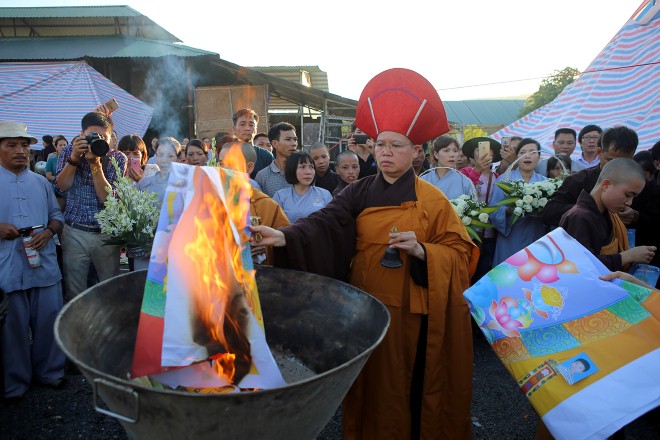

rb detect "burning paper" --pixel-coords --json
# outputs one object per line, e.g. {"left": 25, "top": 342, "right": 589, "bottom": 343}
{"left": 131, "top": 158, "right": 285, "bottom": 391}
{"left": 464, "top": 228, "right": 659, "bottom": 440}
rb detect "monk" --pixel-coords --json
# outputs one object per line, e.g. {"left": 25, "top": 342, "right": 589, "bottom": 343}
{"left": 559, "top": 158, "right": 656, "bottom": 271}
{"left": 218, "top": 141, "right": 289, "bottom": 265}
{"left": 251, "top": 69, "right": 478, "bottom": 440}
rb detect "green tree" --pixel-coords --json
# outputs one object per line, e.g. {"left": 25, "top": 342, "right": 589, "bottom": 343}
{"left": 463, "top": 125, "right": 488, "bottom": 141}
{"left": 518, "top": 67, "right": 580, "bottom": 118}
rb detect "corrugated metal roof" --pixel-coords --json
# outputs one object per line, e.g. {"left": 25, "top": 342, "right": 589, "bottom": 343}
{"left": 252, "top": 66, "right": 330, "bottom": 92}
{"left": 443, "top": 100, "right": 525, "bottom": 126}
{"left": 0, "top": 36, "right": 216, "bottom": 59}
{"left": 0, "top": 6, "right": 180, "bottom": 42}
{"left": 0, "top": 6, "right": 142, "bottom": 18}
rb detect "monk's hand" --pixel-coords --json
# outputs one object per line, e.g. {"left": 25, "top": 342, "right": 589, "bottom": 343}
{"left": 249, "top": 225, "right": 286, "bottom": 248}
{"left": 0, "top": 223, "right": 20, "bottom": 240}
{"left": 621, "top": 245, "right": 656, "bottom": 265}
{"left": 28, "top": 229, "right": 53, "bottom": 251}
{"left": 389, "top": 231, "right": 425, "bottom": 261}
{"left": 618, "top": 207, "right": 639, "bottom": 225}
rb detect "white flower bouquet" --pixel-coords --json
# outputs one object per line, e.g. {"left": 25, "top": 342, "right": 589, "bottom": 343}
{"left": 449, "top": 194, "right": 499, "bottom": 243}
{"left": 495, "top": 177, "right": 564, "bottom": 225}
{"left": 95, "top": 158, "right": 161, "bottom": 257}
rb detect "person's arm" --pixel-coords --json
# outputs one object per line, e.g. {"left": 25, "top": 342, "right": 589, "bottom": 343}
{"left": 55, "top": 142, "right": 83, "bottom": 192}
{"left": 541, "top": 173, "right": 582, "bottom": 227}
{"left": 560, "top": 210, "right": 623, "bottom": 271}
{"left": 600, "top": 271, "right": 656, "bottom": 290}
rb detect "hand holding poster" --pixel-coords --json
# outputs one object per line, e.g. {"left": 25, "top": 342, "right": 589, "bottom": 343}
{"left": 464, "top": 228, "right": 659, "bottom": 440}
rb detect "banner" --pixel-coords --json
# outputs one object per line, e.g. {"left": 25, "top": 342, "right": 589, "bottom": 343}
{"left": 131, "top": 163, "right": 285, "bottom": 390}
{"left": 464, "top": 228, "right": 659, "bottom": 440}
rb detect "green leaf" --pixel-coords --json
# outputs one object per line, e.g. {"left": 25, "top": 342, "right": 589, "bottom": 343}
{"left": 496, "top": 182, "right": 513, "bottom": 192}
{"left": 497, "top": 197, "right": 520, "bottom": 206}
{"left": 480, "top": 206, "right": 500, "bottom": 214}
{"left": 471, "top": 220, "right": 493, "bottom": 229}
{"left": 511, "top": 214, "right": 521, "bottom": 226}
{"left": 466, "top": 226, "right": 482, "bottom": 243}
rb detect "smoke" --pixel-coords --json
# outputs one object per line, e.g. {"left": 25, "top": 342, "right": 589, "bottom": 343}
{"left": 142, "top": 56, "right": 198, "bottom": 139}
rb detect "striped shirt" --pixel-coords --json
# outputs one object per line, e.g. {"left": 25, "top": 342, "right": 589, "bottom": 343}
{"left": 55, "top": 145, "right": 126, "bottom": 226}
{"left": 255, "top": 162, "right": 291, "bottom": 197}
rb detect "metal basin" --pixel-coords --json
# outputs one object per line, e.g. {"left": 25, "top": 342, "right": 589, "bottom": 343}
{"left": 55, "top": 266, "right": 389, "bottom": 440}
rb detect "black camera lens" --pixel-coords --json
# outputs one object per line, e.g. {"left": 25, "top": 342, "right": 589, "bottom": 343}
{"left": 85, "top": 132, "right": 109, "bottom": 157}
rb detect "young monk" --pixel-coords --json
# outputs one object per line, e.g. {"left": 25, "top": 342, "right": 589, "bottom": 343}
{"left": 332, "top": 149, "right": 360, "bottom": 197}
{"left": 559, "top": 158, "right": 656, "bottom": 271}
{"left": 250, "top": 68, "right": 478, "bottom": 440}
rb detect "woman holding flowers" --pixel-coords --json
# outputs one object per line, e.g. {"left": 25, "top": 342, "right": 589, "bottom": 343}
{"left": 490, "top": 138, "right": 548, "bottom": 267}
{"left": 420, "top": 135, "right": 475, "bottom": 199}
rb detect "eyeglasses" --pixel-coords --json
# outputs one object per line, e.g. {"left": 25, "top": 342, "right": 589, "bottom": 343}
{"left": 374, "top": 141, "right": 412, "bottom": 151}
{"left": 582, "top": 136, "right": 600, "bottom": 141}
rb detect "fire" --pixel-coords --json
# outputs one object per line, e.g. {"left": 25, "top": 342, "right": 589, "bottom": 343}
{"left": 182, "top": 164, "right": 254, "bottom": 385}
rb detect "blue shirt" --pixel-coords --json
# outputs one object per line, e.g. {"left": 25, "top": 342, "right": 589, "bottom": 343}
{"left": 45, "top": 155, "right": 59, "bottom": 177}
{"left": 55, "top": 145, "right": 126, "bottom": 225}
{"left": 420, "top": 168, "right": 475, "bottom": 200}
{"left": 136, "top": 171, "right": 169, "bottom": 205}
{"left": 0, "top": 166, "right": 64, "bottom": 292}
{"left": 272, "top": 185, "right": 332, "bottom": 223}
{"left": 490, "top": 169, "right": 548, "bottom": 267}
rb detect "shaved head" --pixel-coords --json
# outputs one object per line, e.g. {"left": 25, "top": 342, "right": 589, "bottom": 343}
{"left": 596, "top": 157, "right": 645, "bottom": 186}
{"left": 220, "top": 141, "right": 256, "bottom": 164}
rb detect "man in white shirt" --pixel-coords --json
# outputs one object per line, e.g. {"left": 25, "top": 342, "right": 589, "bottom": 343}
{"left": 536, "top": 128, "right": 585, "bottom": 176}
{"left": 575, "top": 125, "right": 603, "bottom": 168}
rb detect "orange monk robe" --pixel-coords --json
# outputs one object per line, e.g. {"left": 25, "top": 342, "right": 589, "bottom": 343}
{"left": 250, "top": 188, "right": 290, "bottom": 265}
{"left": 275, "top": 169, "right": 479, "bottom": 440}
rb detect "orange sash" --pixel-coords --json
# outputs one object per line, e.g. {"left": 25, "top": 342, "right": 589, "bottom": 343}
{"left": 600, "top": 212, "right": 629, "bottom": 256}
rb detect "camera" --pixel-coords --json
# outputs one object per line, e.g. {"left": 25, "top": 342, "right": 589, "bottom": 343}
{"left": 352, "top": 134, "right": 370, "bottom": 145}
{"left": 85, "top": 132, "right": 109, "bottom": 157}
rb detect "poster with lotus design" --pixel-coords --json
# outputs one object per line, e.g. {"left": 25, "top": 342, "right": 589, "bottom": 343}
{"left": 464, "top": 228, "right": 660, "bottom": 440}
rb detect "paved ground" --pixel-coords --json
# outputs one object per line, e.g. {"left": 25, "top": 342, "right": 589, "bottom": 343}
{"left": 2, "top": 328, "right": 657, "bottom": 439}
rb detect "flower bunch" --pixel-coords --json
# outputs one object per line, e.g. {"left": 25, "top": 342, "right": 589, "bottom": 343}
{"left": 495, "top": 177, "right": 564, "bottom": 224}
{"left": 449, "top": 194, "right": 499, "bottom": 243}
{"left": 95, "top": 158, "right": 161, "bottom": 252}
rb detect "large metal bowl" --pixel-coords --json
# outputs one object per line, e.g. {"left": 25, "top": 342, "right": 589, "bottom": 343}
{"left": 55, "top": 266, "right": 389, "bottom": 440}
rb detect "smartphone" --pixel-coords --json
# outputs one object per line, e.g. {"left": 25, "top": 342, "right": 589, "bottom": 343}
{"left": 353, "top": 134, "right": 370, "bottom": 145}
{"left": 501, "top": 136, "right": 511, "bottom": 150}
{"left": 478, "top": 141, "right": 490, "bottom": 158}
{"left": 130, "top": 157, "right": 141, "bottom": 173}
{"left": 104, "top": 98, "right": 119, "bottom": 113}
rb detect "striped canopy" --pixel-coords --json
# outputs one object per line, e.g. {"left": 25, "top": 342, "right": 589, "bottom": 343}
{"left": 493, "top": 2, "right": 659, "bottom": 152}
{"left": 0, "top": 61, "right": 153, "bottom": 142}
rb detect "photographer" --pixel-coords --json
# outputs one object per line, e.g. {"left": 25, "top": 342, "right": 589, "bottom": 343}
{"left": 347, "top": 124, "right": 377, "bottom": 179}
{"left": 55, "top": 112, "right": 126, "bottom": 301}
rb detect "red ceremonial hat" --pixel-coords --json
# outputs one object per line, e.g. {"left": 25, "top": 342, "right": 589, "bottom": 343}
{"left": 354, "top": 68, "right": 450, "bottom": 145}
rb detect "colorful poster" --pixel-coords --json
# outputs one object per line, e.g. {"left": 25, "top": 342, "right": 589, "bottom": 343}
{"left": 131, "top": 163, "right": 285, "bottom": 391}
{"left": 464, "top": 228, "right": 660, "bottom": 440}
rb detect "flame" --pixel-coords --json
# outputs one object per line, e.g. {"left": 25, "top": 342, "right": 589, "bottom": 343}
{"left": 182, "top": 165, "right": 254, "bottom": 384}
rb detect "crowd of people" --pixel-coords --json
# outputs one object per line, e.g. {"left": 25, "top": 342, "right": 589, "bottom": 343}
{"left": 1, "top": 66, "right": 659, "bottom": 439}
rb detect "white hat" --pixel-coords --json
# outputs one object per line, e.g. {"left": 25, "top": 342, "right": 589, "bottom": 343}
{"left": 0, "top": 121, "right": 38, "bottom": 144}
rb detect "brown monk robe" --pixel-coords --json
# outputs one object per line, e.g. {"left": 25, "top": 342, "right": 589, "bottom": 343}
{"left": 256, "top": 68, "right": 479, "bottom": 439}
{"left": 273, "top": 168, "right": 478, "bottom": 439}
{"left": 250, "top": 188, "right": 289, "bottom": 265}
{"left": 559, "top": 190, "right": 627, "bottom": 271}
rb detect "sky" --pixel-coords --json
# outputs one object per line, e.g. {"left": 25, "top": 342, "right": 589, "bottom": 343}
{"left": 3, "top": 0, "right": 645, "bottom": 101}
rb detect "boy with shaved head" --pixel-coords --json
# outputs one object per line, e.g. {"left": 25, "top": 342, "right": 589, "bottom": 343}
{"left": 560, "top": 158, "right": 656, "bottom": 271}
{"left": 309, "top": 142, "right": 339, "bottom": 193}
